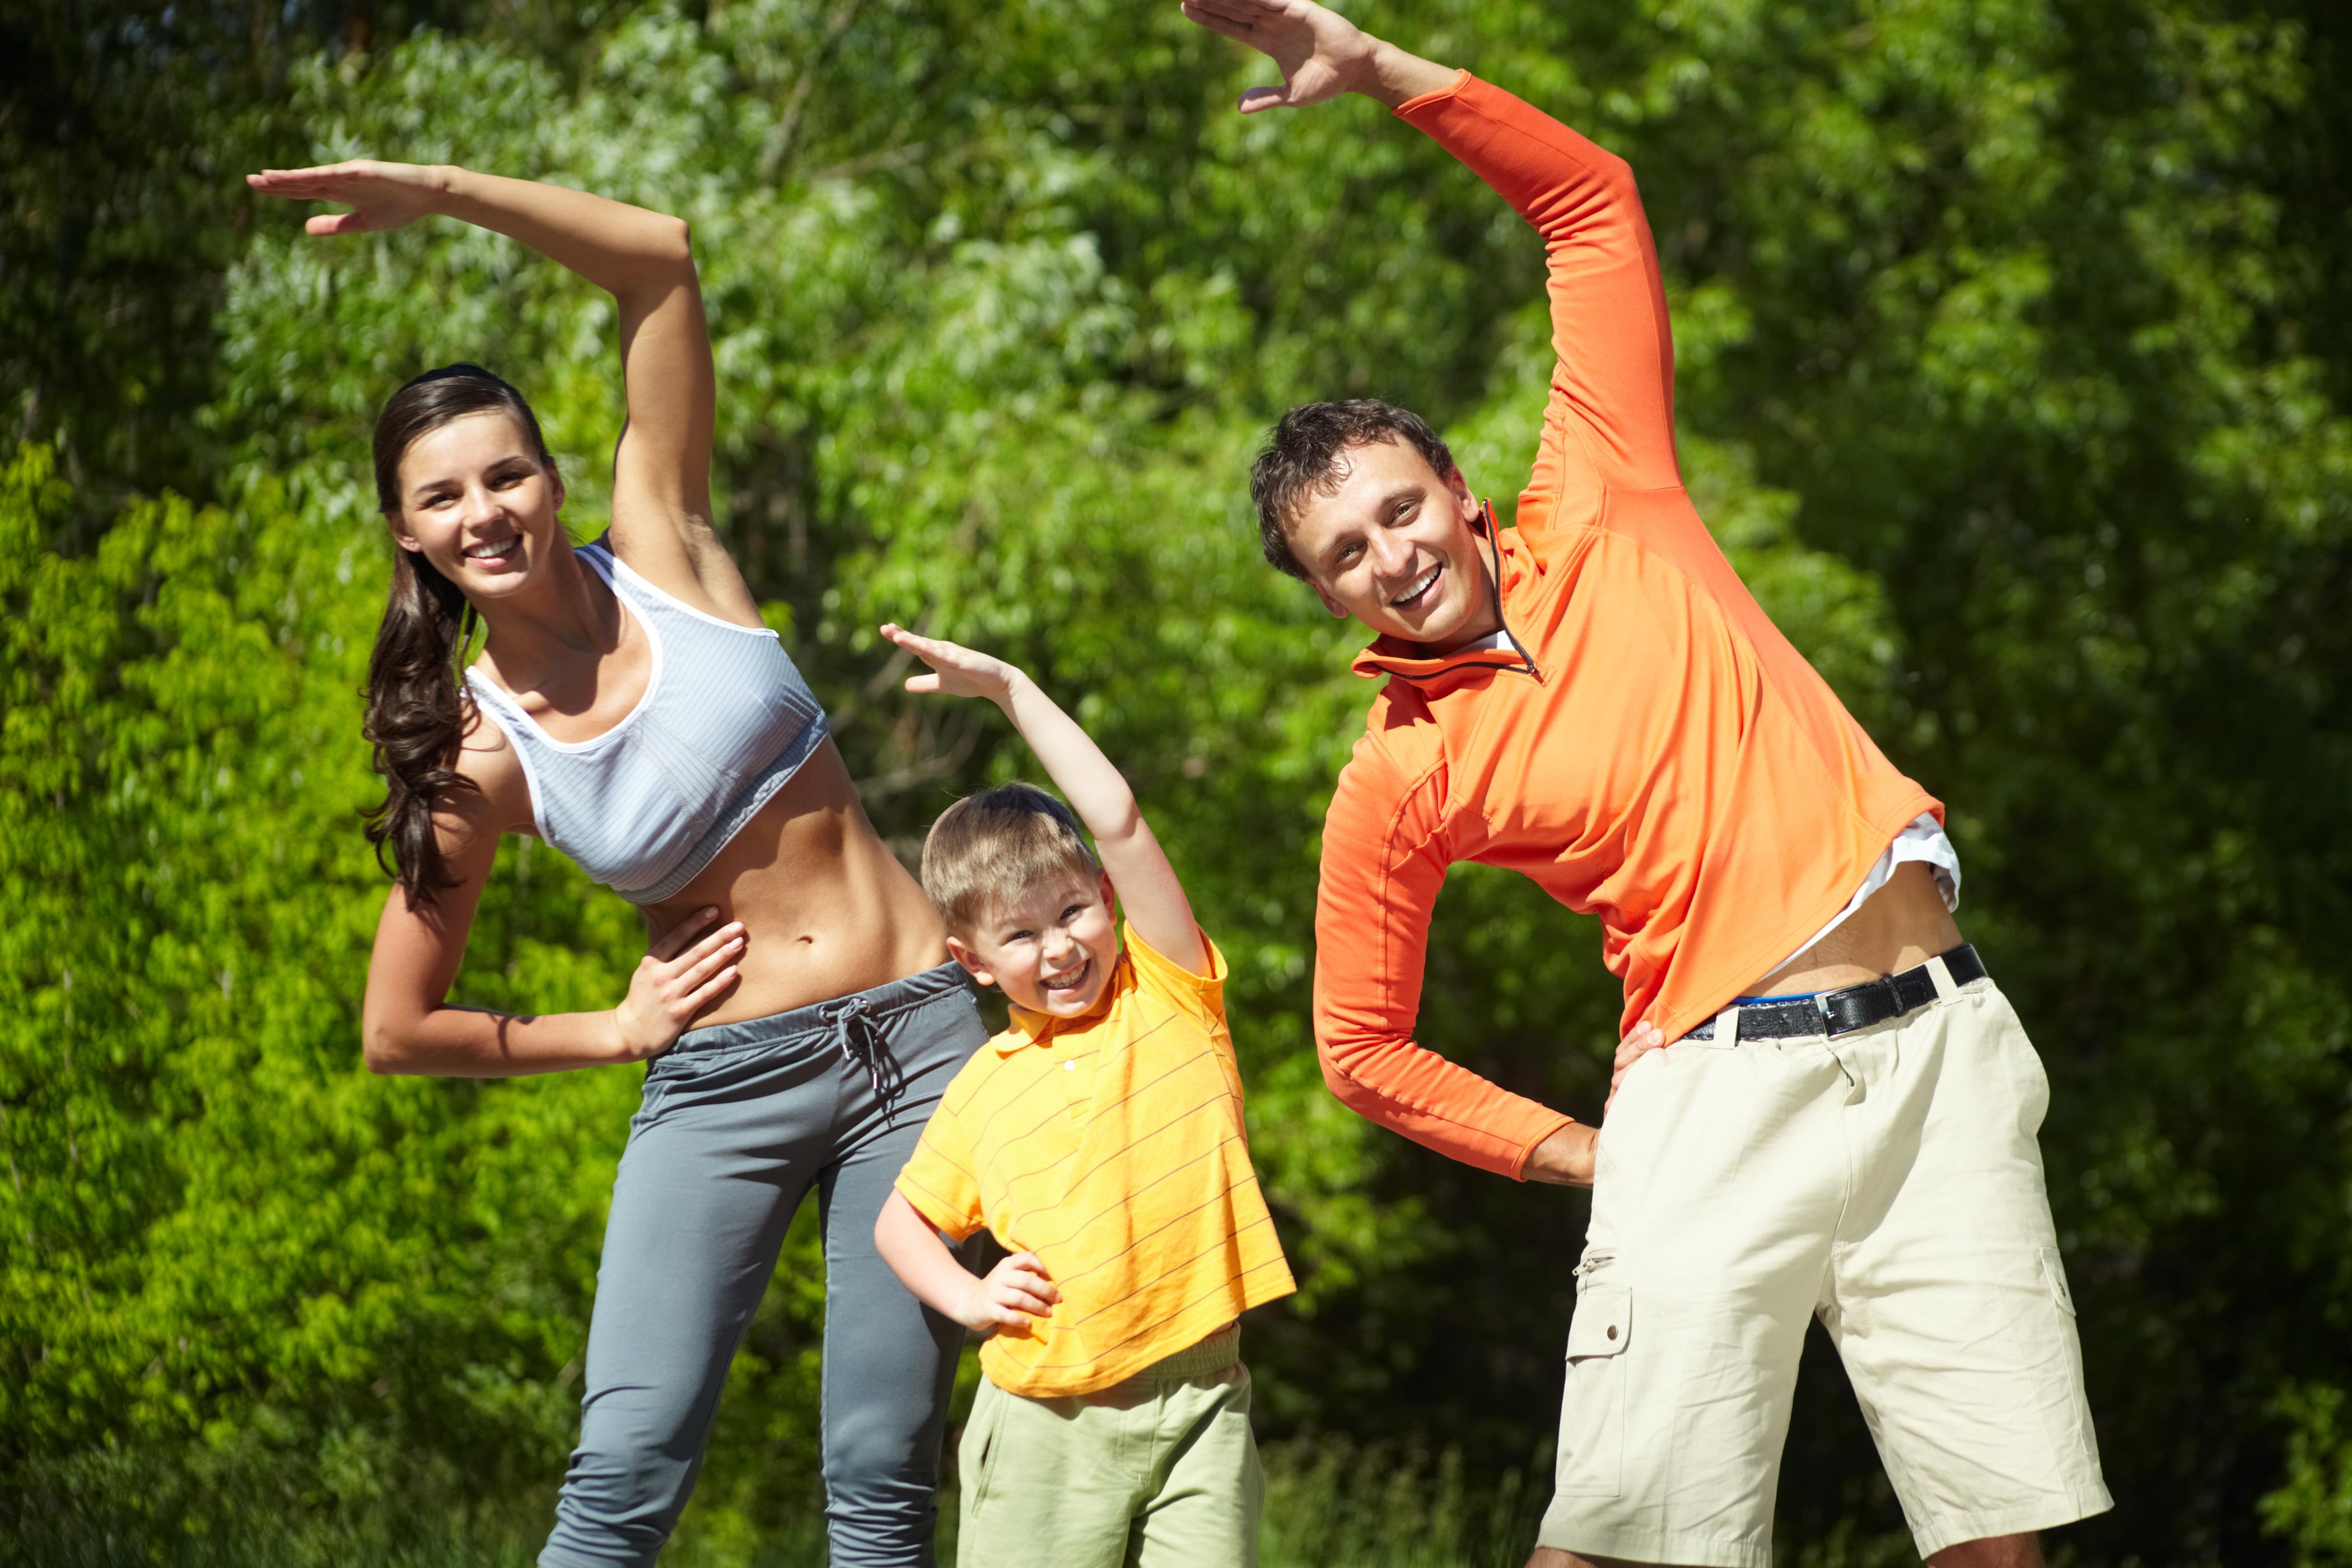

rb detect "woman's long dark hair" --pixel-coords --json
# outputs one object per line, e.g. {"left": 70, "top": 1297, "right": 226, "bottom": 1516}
{"left": 364, "top": 363, "right": 553, "bottom": 908}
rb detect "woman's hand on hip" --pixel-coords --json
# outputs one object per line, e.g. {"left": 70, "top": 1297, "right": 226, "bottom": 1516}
{"left": 613, "top": 906, "right": 746, "bottom": 1061}
{"left": 247, "top": 160, "right": 450, "bottom": 236}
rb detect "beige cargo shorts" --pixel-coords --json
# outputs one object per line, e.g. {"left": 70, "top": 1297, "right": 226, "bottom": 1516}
{"left": 1539, "top": 958, "right": 2111, "bottom": 1567}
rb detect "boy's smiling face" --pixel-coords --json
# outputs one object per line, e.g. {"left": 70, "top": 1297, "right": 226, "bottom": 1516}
{"left": 947, "top": 870, "right": 1120, "bottom": 1018}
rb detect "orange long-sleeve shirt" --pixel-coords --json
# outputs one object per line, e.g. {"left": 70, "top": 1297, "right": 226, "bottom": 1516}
{"left": 1313, "top": 72, "right": 1940, "bottom": 1179}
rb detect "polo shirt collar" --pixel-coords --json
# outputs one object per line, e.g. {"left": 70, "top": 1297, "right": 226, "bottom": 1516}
{"left": 997, "top": 960, "right": 1122, "bottom": 1053}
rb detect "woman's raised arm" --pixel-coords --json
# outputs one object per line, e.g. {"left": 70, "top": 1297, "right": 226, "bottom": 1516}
{"left": 249, "top": 160, "right": 757, "bottom": 624}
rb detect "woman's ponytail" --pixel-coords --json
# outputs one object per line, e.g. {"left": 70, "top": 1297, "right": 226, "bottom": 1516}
{"left": 362, "top": 363, "right": 550, "bottom": 908}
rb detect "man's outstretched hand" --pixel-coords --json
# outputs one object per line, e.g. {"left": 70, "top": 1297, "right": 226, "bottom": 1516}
{"left": 1178, "top": 0, "right": 1457, "bottom": 112}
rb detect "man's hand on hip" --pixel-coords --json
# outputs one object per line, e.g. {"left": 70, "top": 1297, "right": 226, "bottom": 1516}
{"left": 1519, "top": 1021, "right": 1670, "bottom": 1186}
{"left": 1521, "top": 1122, "right": 1598, "bottom": 1186}
{"left": 1608, "top": 1021, "right": 1667, "bottom": 1115}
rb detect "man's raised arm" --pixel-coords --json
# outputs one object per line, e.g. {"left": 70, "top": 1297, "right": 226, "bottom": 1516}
{"left": 1178, "top": 0, "right": 1457, "bottom": 111}
{"left": 1182, "top": 0, "right": 1682, "bottom": 540}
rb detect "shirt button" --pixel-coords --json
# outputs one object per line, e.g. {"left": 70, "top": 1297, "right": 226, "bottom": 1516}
{"left": 1063, "top": 1061, "right": 1076, "bottom": 1071}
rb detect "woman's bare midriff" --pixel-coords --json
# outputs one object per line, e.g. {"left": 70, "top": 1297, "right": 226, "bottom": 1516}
{"left": 1746, "top": 858, "right": 1965, "bottom": 998}
{"left": 637, "top": 739, "right": 950, "bottom": 1027}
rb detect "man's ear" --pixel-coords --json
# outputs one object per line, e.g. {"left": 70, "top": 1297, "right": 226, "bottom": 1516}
{"left": 1097, "top": 869, "right": 1117, "bottom": 916}
{"left": 944, "top": 934, "right": 995, "bottom": 990}
{"left": 1443, "top": 464, "right": 1482, "bottom": 526}
{"left": 1311, "top": 580, "right": 1350, "bottom": 619}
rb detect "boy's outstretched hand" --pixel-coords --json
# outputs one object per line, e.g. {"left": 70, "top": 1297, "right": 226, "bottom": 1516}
{"left": 880, "top": 623, "right": 1020, "bottom": 703}
{"left": 1178, "top": 0, "right": 1457, "bottom": 112}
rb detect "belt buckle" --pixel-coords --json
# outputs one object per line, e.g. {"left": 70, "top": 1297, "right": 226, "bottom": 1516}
{"left": 1822, "top": 976, "right": 1894, "bottom": 1039}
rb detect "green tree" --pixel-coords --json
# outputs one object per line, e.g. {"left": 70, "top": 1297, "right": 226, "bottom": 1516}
{"left": 3, "top": 0, "right": 2349, "bottom": 1562}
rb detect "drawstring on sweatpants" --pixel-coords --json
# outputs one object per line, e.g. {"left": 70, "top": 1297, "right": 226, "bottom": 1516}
{"left": 824, "top": 995, "right": 905, "bottom": 1122}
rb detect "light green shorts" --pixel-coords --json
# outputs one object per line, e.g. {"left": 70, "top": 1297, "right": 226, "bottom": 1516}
{"left": 956, "top": 1323, "right": 1260, "bottom": 1568}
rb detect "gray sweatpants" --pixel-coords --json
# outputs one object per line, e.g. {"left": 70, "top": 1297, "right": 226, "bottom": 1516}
{"left": 540, "top": 962, "right": 987, "bottom": 1568}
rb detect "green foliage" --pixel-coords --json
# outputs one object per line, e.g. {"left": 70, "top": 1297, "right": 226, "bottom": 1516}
{"left": 3, "top": 0, "right": 2350, "bottom": 1562}
{"left": 2267, "top": 1385, "right": 2352, "bottom": 1565}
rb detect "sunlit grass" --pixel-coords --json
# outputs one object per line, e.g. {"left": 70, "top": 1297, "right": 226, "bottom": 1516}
{"left": 3, "top": 1439, "right": 1542, "bottom": 1568}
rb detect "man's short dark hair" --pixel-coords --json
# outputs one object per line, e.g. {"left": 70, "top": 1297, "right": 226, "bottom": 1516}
{"left": 1249, "top": 399, "right": 1456, "bottom": 582}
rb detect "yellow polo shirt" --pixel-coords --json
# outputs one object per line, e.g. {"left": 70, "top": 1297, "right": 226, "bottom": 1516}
{"left": 894, "top": 924, "right": 1295, "bottom": 1398}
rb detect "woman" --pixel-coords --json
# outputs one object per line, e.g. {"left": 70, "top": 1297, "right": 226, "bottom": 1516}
{"left": 247, "top": 157, "right": 983, "bottom": 1568}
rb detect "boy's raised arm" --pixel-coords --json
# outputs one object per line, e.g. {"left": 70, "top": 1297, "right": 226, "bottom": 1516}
{"left": 878, "top": 625, "right": 1210, "bottom": 974}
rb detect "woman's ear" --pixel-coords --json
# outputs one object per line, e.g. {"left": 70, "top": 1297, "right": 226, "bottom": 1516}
{"left": 944, "top": 933, "right": 995, "bottom": 991}
{"left": 384, "top": 511, "right": 425, "bottom": 554}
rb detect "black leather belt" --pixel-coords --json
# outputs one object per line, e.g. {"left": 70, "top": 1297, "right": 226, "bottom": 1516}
{"left": 1684, "top": 943, "right": 1986, "bottom": 1042}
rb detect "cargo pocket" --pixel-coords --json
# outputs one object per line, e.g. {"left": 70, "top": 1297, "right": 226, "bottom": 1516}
{"left": 959, "top": 1381, "right": 1005, "bottom": 1515}
{"left": 1553, "top": 1280, "right": 1633, "bottom": 1499}
{"left": 2040, "top": 1247, "right": 2076, "bottom": 1316}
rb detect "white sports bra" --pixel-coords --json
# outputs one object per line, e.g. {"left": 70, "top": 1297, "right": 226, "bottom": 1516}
{"left": 464, "top": 538, "right": 829, "bottom": 905}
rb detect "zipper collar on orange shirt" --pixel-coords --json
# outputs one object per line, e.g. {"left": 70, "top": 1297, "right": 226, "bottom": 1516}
{"left": 1348, "top": 501, "right": 1543, "bottom": 685}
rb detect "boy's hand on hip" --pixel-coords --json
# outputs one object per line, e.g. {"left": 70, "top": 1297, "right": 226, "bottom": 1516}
{"left": 957, "top": 1251, "right": 1061, "bottom": 1335}
{"left": 1521, "top": 1123, "right": 1598, "bottom": 1187}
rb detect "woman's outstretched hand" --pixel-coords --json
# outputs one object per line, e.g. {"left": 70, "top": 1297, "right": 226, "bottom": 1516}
{"left": 879, "top": 623, "right": 1024, "bottom": 705}
{"left": 247, "top": 160, "right": 449, "bottom": 236}
{"left": 613, "top": 906, "right": 746, "bottom": 1061}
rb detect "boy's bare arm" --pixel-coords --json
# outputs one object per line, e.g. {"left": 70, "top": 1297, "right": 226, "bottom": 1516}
{"left": 878, "top": 623, "right": 1210, "bottom": 974}
{"left": 874, "top": 1191, "right": 1061, "bottom": 1333}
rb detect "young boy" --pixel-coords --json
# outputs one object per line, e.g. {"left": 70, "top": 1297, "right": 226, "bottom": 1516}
{"left": 870, "top": 622, "right": 1296, "bottom": 1568}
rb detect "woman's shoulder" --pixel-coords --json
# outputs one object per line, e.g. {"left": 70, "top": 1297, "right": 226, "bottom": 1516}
{"left": 454, "top": 701, "right": 538, "bottom": 838}
{"left": 604, "top": 514, "right": 768, "bottom": 630}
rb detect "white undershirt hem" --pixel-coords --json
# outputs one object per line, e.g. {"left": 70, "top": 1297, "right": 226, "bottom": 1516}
{"left": 1755, "top": 814, "right": 1959, "bottom": 989}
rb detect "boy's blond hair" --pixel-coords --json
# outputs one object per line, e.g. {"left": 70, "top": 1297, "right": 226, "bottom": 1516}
{"left": 921, "top": 782, "right": 1100, "bottom": 934}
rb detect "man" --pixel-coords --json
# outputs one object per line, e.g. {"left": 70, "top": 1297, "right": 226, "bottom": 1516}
{"left": 1178, "top": 2, "right": 2112, "bottom": 1565}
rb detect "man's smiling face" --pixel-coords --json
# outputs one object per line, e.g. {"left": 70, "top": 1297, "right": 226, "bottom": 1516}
{"left": 1281, "top": 436, "right": 1502, "bottom": 652}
